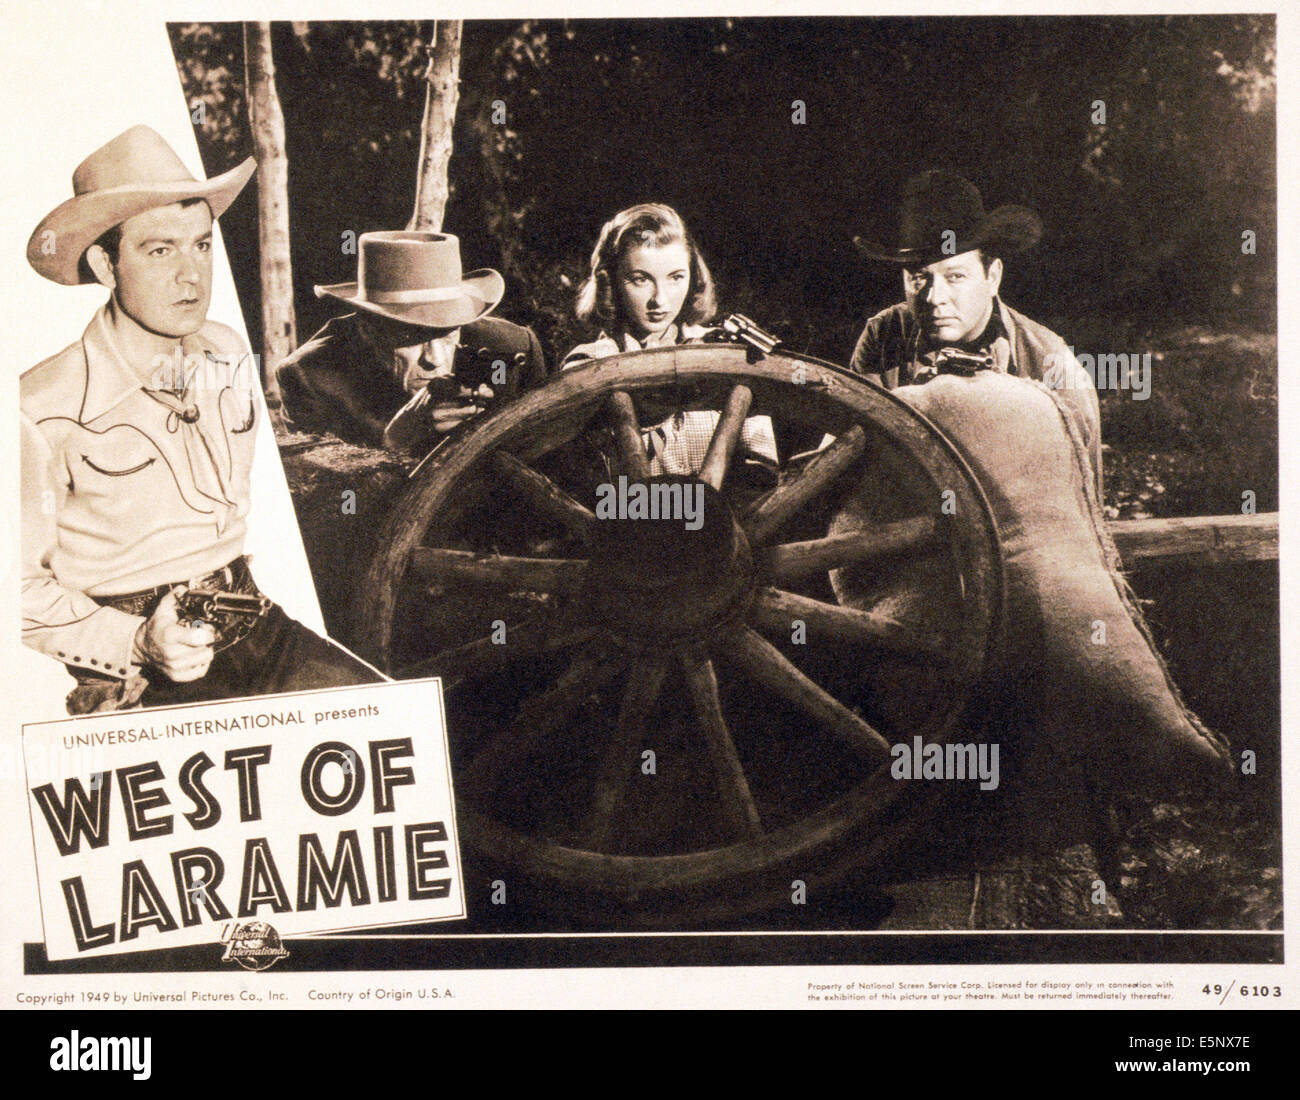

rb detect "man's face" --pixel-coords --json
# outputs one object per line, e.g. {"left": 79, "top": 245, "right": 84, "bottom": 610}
{"left": 388, "top": 329, "right": 461, "bottom": 397}
{"left": 903, "top": 250, "right": 1002, "bottom": 345}
{"left": 360, "top": 318, "right": 481, "bottom": 401}
{"left": 107, "top": 201, "right": 214, "bottom": 338}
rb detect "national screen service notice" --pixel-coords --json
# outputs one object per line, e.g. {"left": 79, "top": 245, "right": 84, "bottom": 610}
{"left": 21, "top": 679, "right": 464, "bottom": 961}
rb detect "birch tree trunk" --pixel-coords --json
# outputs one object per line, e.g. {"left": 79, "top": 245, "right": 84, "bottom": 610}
{"left": 409, "top": 20, "right": 462, "bottom": 232}
{"left": 244, "top": 20, "right": 295, "bottom": 424}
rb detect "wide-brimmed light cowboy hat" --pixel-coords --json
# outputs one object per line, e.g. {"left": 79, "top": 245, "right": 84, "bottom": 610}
{"left": 854, "top": 170, "right": 1042, "bottom": 265}
{"left": 27, "top": 124, "right": 256, "bottom": 286}
{"left": 315, "top": 231, "right": 504, "bottom": 331}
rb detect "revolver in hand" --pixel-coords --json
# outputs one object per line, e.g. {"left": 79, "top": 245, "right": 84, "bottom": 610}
{"left": 175, "top": 588, "right": 272, "bottom": 642}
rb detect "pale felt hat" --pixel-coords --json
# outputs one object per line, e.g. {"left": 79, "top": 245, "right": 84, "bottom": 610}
{"left": 27, "top": 124, "right": 256, "bottom": 285}
{"left": 315, "top": 231, "right": 505, "bottom": 331}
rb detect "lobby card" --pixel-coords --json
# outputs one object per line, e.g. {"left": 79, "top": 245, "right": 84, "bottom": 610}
{"left": 1, "top": 0, "right": 1295, "bottom": 1023}
{"left": 23, "top": 680, "right": 463, "bottom": 964}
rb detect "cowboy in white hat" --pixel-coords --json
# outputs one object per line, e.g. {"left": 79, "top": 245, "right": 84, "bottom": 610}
{"left": 21, "top": 125, "right": 383, "bottom": 712}
{"left": 275, "top": 230, "right": 548, "bottom": 455}
{"left": 850, "top": 170, "right": 1101, "bottom": 490}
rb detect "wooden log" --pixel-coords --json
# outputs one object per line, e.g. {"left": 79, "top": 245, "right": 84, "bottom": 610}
{"left": 877, "top": 844, "right": 1125, "bottom": 930}
{"left": 679, "top": 651, "right": 764, "bottom": 840}
{"left": 584, "top": 653, "right": 669, "bottom": 851}
{"left": 743, "top": 424, "right": 867, "bottom": 545}
{"left": 1108, "top": 512, "right": 1277, "bottom": 566}
{"left": 750, "top": 587, "right": 946, "bottom": 660}
{"left": 607, "top": 391, "right": 652, "bottom": 479}
{"left": 491, "top": 451, "right": 596, "bottom": 540}
{"left": 715, "top": 626, "right": 892, "bottom": 764}
{"left": 460, "top": 647, "right": 623, "bottom": 799}
{"left": 395, "top": 619, "right": 595, "bottom": 684}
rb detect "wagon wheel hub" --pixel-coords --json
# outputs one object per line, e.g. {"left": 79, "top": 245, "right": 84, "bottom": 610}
{"left": 586, "top": 476, "right": 756, "bottom": 647}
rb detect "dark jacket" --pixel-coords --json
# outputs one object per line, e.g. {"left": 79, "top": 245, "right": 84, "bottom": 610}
{"left": 850, "top": 298, "right": 1102, "bottom": 494}
{"left": 276, "top": 312, "right": 549, "bottom": 451}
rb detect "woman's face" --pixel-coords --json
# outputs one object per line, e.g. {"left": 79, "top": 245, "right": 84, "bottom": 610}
{"left": 615, "top": 239, "right": 692, "bottom": 340}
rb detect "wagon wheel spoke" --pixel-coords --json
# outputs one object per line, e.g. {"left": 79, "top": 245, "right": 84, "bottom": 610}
{"left": 408, "top": 547, "right": 589, "bottom": 595}
{"left": 357, "top": 342, "right": 1004, "bottom": 923}
{"left": 742, "top": 425, "right": 868, "bottom": 545}
{"left": 714, "top": 626, "right": 892, "bottom": 766}
{"left": 582, "top": 651, "right": 670, "bottom": 852}
{"left": 679, "top": 648, "right": 763, "bottom": 841}
{"left": 394, "top": 614, "right": 596, "bottom": 682}
{"left": 758, "top": 516, "right": 941, "bottom": 583}
{"left": 606, "top": 391, "right": 651, "bottom": 479}
{"left": 491, "top": 451, "right": 596, "bottom": 542}
{"left": 459, "top": 646, "right": 624, "bottom": 800}
{"left": 750, "top": 587, "right": 947, "bottom": 663}
{"left": 698, "top": 384, "right": 754, "bottom": 491}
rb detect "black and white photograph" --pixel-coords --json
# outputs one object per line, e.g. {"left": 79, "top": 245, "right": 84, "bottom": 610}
{"left": 1, "top": 0, "right": 1291, "bottom": 1024}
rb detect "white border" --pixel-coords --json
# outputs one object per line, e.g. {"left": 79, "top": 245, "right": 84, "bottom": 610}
{"left": 0, "top": 0, "right": 1291, "bottom": 1010}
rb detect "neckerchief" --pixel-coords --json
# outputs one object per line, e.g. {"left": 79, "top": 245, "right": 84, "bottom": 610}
{"left": 910, "top": 303, "right": 1009, "bottom": 383}
{"left": 136, "top": 344, "right": 242, "bottom": 523}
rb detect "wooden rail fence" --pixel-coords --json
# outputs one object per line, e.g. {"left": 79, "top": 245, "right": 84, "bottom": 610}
{"left": 1108, "top": 512, "right": 1278, "bottom": 566}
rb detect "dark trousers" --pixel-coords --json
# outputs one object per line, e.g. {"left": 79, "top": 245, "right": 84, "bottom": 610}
{"left": 137, "top": 604, "right": 386, "bottom": 708}
{"left": 67, "top": 604, "right": 385, "bottom": 714}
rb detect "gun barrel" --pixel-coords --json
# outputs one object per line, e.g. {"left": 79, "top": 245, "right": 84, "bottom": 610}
{"left": 721, "top": 313, "right": 779, "bottom": 354}
{"left": 206, "top": 593, "right": 272, "bottom": 615}
{"left": 178, "top": 590, "right": 271, "bottom": 620}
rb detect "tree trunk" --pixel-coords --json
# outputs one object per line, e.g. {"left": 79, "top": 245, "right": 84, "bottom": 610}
{"left": 410, "top": 20, "right": 463, "bottom": 232}
{"left": 244, "top": 20, "right": 295, "bottom": 426}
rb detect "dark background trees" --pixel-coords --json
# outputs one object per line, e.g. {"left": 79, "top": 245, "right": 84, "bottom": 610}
{"left": 170, "top": 16, "right": 1274, "bottom": 353}
{"left": 169, "top": 15, "right": 1276, "bottom": 516}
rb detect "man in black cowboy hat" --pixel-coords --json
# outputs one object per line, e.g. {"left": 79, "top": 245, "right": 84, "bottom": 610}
{"left": 851, "top": 170, "right": 1101, "bottom": 488}
{"left": 21, "top": 125, "right": 384, "bottom": 713}
{"left": 276, "top": 231, "right": 548, "bottom": 455}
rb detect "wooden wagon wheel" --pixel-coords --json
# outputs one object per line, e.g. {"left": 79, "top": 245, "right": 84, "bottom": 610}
{"left": 353, "top": 344, "right": 1003, "bottom": 926}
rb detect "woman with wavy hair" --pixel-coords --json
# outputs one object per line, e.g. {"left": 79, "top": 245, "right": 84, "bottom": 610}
{"left": 564, "top": 203, "right": 776, "bottom": 477}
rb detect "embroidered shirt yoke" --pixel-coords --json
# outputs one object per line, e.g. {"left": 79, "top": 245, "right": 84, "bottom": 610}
{"left": 21, "top": 306, "right": 258, "bottom": 679}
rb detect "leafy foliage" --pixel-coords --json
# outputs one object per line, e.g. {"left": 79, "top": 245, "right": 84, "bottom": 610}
{"left": 170, "top": 16, "right": 1276, "bottom": 519}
